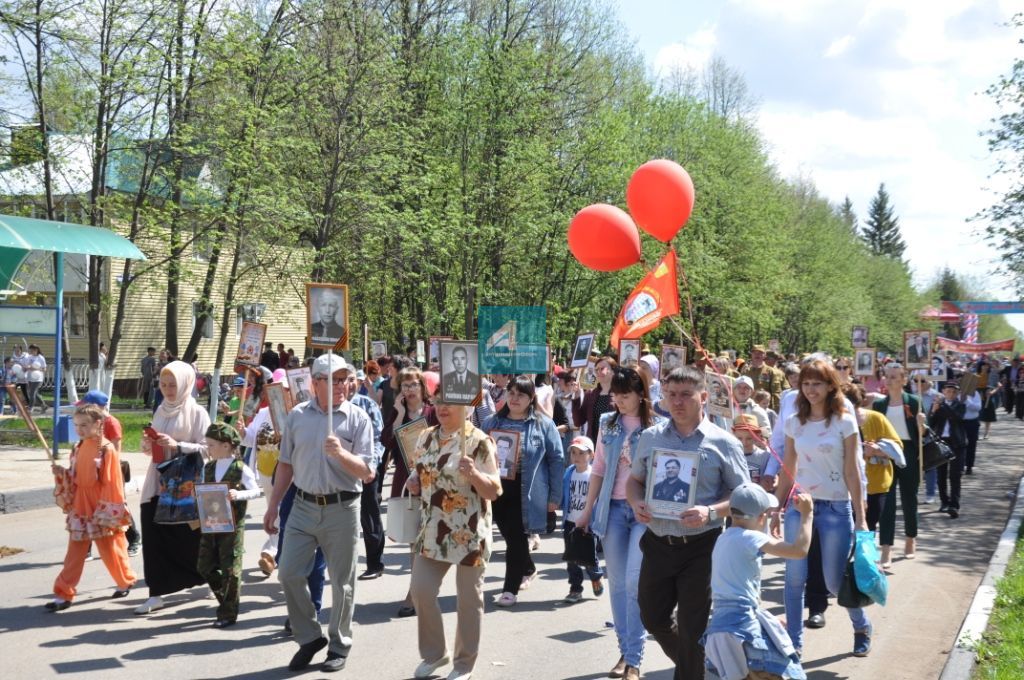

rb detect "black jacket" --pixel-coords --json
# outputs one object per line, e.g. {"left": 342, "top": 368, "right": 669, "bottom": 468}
{"left": 928, "top": 399, "right": 967, "bottom": 450}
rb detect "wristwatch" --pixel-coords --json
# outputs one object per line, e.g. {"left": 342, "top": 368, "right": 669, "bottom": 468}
{"left": 707, "top": 506, "right": 718, "bottom": 523}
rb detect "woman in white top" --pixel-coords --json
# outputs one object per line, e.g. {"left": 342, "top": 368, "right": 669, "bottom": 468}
{"left": 134, "top": 361, "right": 211, "bottom": 614}
{"left": 25, "top": 344, "right": 48, "bottom": 412}
{"left": 772, "top": 359, "right": 871, "bottom": 658}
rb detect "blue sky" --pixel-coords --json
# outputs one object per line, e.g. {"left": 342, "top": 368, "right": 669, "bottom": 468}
{"left": 615, "top": 0, "right": 1022, "bottom": 332}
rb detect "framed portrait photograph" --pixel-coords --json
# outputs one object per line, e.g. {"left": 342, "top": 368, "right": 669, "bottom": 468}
{"left": 768, "top": 339, "right": 780, "bottom": 353}
{"left": 265, "top": 382, "right": 291, "bottom": 432}
{"left": 236, "top": 321, "right": 267, "bottom": 368}
{"left": 645, "top": 448, "right": 700, "bottom": 519}
{"left": 371, "top": 340, "right": 387, "bottom": 360}
{"left": 852, "top": 325, "right": 869, "bottom": 349}
{"left": 619, "top": 338, "right": 641, "bottom": 369}
{"left": 196, "top": 483, "right": 235, "bottom": 534}
{"left": 928, "top": 353, "right": 949, "bottom": 382}
{"left": 579, "top": 357, "right": 598, "bottom": 390}
{"left": 903, "top": 330, "right": 932, "bottom": 370}
{"left": 570, "top": 332, "right": 596, "bottom": 368}
{"left": 286, "top": 367, "right": 314, "bottom": 405}
{"left": 490, "top": 429, "right": 521, "bottom": 480}
{"left": 306, "top": 282, "right": 350, "bottom": 350}
{"left": 660, "top": 344, "right": 687, "bottom": 379}
{"left": 439, "top": 340, "right": 481, "bottom": 406}
{"left": 395, "top": 417, "right": 431, "bottom": 471}
{"left": 429, "top": 336, "right": 453, "bottom": 364}
{"left": 415, "top": 339, "right": 426, "bottom": 364}
{"left": 705, "top": 371, "right": 736, "bottom": 420}
{"left": 854, "top": 348, "right": 875, "bottom": 377}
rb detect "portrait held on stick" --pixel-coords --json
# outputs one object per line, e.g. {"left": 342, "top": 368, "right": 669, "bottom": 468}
{"left": 705, "top": 371, "right": 736, "bottom": 420}
{"left": 660, "top": 344, "right": 686, "bottom": 379}
{"left": 903, "top": 329, "right": 932, "bottom": 370}
{"left": 851, "top": 325, "right": 869, "bottom": 349}
{"left": 854, "top": 348, "right": 875, "bottom": 377}
{"left": 235, "top": 321, "right": 266, "bottom": 368}
{"left": 306, "top": 283, "right": 349, "bottom": 349}
{"left": 371, "top": 341, "right": 387, "bottom": 360}
{"left": 618, "top": 338, "right": 640, "bottom": 369}
{"left": 644, "top": 448, "right": 700, "bottom": 519}
{"left": 570, "top": 332, "right": 596, "bottom": 368}
{"left": 286, "top": 367, "right": 313, "bottom": 404}
{"left": 439, "top": 340, "right": 481, "bottom": 406}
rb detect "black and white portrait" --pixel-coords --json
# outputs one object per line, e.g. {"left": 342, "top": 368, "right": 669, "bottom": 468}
{"left": 619, "top": 339, "right": 640, "bottom": 369}
{"left": 660, "top": 344, "right": 686, "bottom": 379}
{"left": 904, "top": 330, "right": 931, "bottom": 370}
{"left": 491, "top": 429, "right": 521, "bottom": 480}
{"left": 852, "top": 325, "right": 869, "bottom": 349}
{"left": 705, "top": 371, "right": 735, "bottom": 419}
{"left": 306, "top": 283, "right": 349, "bottom": 349}
{"left": 854, "top": 349, "right": 875, "bottom": 377}
{"left": 439, "top": 341, "right": 481, "bottom": 405}
{"left": 287, "top": 367, "right": 313, "bottom": 404}
{"left": 371, "top": 341, "right": 387, "bottom": 360}
{"left": 645, "top": 449, "right": 699, "bottom": 519}
{"left": 571, "top": 332, "right": 595, "bottom": 369}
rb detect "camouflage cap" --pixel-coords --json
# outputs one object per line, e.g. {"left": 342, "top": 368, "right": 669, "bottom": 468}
{"left": 206, "top": 421, "right": 241, "bottom": 447}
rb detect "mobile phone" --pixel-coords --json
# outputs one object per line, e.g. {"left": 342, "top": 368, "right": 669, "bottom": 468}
{"left": 144, "top": 425, "right": 160, "bottom": 440}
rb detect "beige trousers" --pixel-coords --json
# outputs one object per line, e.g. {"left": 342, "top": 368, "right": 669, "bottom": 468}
{"left": 410, "top": 553, "right": 485, "bottom": 674}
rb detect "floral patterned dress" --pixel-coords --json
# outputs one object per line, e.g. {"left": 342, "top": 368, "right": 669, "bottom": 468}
{"left": 414, "top": 422, "right": 498, "bottom": 567}
{"left": 54, "top": 436, "right": 131, "bottom": 541}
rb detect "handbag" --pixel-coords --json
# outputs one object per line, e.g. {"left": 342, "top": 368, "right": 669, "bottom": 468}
{"left": 921, "top": 427, "right": 956, "bottom": 472}
{"left": 561, "top": 526, "right": 598, "bottom": 567}
{"left": 386, "top": 488, "right": 422, "bottom": 544}
{"left": 838, "top": 544, "right": 873, "bottom": 609}
{"left": 153, "top": 451, "right": 203, "bottom": 524}
{"left": 852, "top": 530, "right": 887, "bottom": 606}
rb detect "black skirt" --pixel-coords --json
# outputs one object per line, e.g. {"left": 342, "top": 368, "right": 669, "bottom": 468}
{"left": 979, "top": 389, "right": 998, "bottom": 423}
{"left": 140, "top": 498, "right": 205, "bottom": 596}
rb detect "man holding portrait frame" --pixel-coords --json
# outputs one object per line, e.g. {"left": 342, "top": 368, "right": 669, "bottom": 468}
{"left": 625, "top": 366, "right": 749, "bottom": 680}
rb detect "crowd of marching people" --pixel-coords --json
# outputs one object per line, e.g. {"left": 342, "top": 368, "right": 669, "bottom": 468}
{"left": 42, "top": 339, "right": 1013, "bottom": 680}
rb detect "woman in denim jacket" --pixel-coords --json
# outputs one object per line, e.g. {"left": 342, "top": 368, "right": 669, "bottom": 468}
{"left": 482, "top": 376, "right": 564, "bottom": 607}
{"left": 576, "top": 368, "right": 664, "bottom": 680}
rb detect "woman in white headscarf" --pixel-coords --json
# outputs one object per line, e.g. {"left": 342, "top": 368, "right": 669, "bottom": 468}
{"left": 135, "top": 361, "right": 211, "bottom": 615}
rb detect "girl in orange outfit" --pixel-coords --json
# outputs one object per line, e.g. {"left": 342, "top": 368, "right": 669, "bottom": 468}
{"left": 47, "top": 404, "right": 136, "bottom": 611}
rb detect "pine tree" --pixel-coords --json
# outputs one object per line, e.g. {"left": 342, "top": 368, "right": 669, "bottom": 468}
{"left": 838, "top": 195, "right": 857, "bottom": 235}
{"left": 861, "top": 183, "right": 906, "bottom": 260}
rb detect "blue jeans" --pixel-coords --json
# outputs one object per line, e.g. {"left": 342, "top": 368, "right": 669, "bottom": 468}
{"left": 925, "top": 468, "right": 937, "bottom": 498}
{"left": 277, "top": 484, "right": 326, "bottom": 611}
{"left": 602, "top": 499, "right": 647, "bottom": 667}
{"left": 783, "top": 500, "right": 869, "bottom": 650}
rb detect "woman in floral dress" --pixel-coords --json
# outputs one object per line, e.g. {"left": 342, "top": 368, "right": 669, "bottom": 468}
{"left": 406, "top": 392, "right": 501, "bottom": 680}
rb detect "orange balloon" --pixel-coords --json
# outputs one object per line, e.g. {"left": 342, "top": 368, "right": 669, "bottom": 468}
{"left": 626, "top": 159, "right": 695, "bottom": 242}
{"left": 567, "top": 203, "right": 642, "bottom": 272}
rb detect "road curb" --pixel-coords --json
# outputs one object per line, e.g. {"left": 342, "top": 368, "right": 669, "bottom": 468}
{"left": 0, "top": 478, "right": 141, "bottom": 515}
{"left": 939, "top": 473, "right": 1024, "bottom": 680}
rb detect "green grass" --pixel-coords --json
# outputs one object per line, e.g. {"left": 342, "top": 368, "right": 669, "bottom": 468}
{"left": 0, "top": 412, "right": 153, "bottom": 452}
{"left": 974, "top": 522, "right": 1024, "bottom": 679}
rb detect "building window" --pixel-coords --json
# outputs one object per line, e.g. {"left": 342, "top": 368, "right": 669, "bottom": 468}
{"left": 236, "top": 302, "right": 267, "bottom": 335}
{"left": 192, "top": 301, "right": 214, "bottom": 339}
{"left": 65, "top": 297, "right": 87, "bottom": 337}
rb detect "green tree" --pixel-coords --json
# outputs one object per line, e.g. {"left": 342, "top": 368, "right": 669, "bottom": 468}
{"left": 861, "top": 183, "right": 906, "bottom": 261}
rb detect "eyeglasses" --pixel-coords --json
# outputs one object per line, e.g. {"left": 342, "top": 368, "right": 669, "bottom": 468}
{"left": 836, "top": 365, "right": 850, "bottom": 370}
{"left": 314, "top": 376, "right": 347, "bottom": 385}
{"left": 400, "top": 382, "right": 421, "bottom": 391}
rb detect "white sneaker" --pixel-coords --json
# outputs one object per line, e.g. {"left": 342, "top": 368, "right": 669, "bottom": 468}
{"left": 134, "top": 595, "right": 164, "bottom": 615}
{"left": 414, "top": 655, "right": 450, "bottom": 679}
{"left": 494, "top": 592, "right": 517, "bottom": 607}
{"left": 529, "top": 534, "right": 540, "bottom": 551}
{"left": 922, "top": 496, "right": 936, "bottom": 505}
{"left": 447, "top": 671, "right": 472, "bottom": 680}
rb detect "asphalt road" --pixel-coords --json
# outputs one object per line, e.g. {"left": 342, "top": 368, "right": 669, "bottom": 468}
{"left": 2, "top": 417, "right": 1021, "bottom": 679}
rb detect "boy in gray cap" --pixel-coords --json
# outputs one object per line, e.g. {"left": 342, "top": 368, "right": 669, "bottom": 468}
{"left": 701, "top": 484, "right": 813, "bottom": 679}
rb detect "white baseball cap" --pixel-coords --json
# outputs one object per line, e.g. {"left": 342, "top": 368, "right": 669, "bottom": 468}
{"left": 312, "top": 353, "right": 352, "bottom": 378}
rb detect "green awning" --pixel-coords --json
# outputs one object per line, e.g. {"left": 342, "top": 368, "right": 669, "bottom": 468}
{"left": 0, "top": 213, "right": 145, "bottom": 291}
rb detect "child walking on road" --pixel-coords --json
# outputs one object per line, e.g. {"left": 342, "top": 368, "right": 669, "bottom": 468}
{"left": 197, "top": 422, "right": 262, "bottom": 627}
{"left": 560, "top": 436, "right": 604, "bottom": 603}
{"left": 47, "top": 404, "right": 136, "bottom": 611}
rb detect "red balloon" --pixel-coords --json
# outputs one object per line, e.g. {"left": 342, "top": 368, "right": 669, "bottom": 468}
{"left": 567, "top": 203, "right": 642, "bottom": 272}
{"left": 626, "top": 159, "right": 695, "bottom": 242}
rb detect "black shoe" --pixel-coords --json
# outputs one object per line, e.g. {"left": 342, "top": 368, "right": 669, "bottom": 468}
{"left": 111, "top": 588, "right": 131, "bottom": 599}
{"left": 45, "top": 600, "right": 71, "bottom": 612}
{"left": 127, "top": 543, "right": 141, "bottom": 557}
{"left": 288, "top": 636, "right": 328, "bottom": 671}
{"left": 965, "top": 468, "right": 972, "bottom": 475}
{"left": 358, "top": 568, "right": 384, "bottom": 580}
{"left": 212, "top": 618, "right": 236, "bottom": 628}
{"left": 806, "top": 612, "right": 826, "bottom": 629}
{"left": 948, "top": 508, "right": 960, "bottom": 519}
{"left": 283, "top": 618, "right": 291, "bottom": 634}
{"left": 939, "top": 503, "right": 950, "bottom": 513}
{"left": 397, "top": 605, "right": 416, "bottom": 618}
{"left": 322, "top": 652, "right": 346, "bottom": 672}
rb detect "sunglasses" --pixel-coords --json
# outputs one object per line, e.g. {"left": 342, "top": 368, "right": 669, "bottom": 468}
{"left": 836, "top": 365, "right": 850, "bottom": 370}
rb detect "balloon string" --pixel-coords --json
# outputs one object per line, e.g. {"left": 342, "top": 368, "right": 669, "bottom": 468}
{"left": 665, "top": 254, "right": 800, "bottom": 507}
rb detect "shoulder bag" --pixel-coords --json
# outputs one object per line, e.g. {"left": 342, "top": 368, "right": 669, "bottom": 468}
{"left": 921, "top": 426, "right": 956, "bottom": 472}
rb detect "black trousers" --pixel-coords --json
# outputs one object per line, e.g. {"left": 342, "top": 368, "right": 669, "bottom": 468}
{"left": 963, "top": 419, "right": 980, "bottom": 471}
{"left": 1005, "top": 388, "right": 1015, "bottom": 414}
{"left": 805, "top": 531, "right": 829, "bottom": 615}
{"left": 492, "top": 479, "right": 534, "bottom": 594}
{"left": 937, "top": 441, "right": 965, "bottom": 510}
{"left": 1016, "top": 392, "right": 1024, "bottom": 420}
{"left": 637, "top": 528, "right": 720, "bottom": 680}
{"left": 360, "top": 479, "right": 384, "bottom": 572}
{"left": 866, "top": 493, "right": 888, "bottom": 533}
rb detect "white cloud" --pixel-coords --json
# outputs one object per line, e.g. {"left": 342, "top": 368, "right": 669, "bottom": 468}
{"left": 651, "top": 25, "right": 717, "bottom": 78}
{"left": 823, "top": 35, "right": 855, "bottom": 58}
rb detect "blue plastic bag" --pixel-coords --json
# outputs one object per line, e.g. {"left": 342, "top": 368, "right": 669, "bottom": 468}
{"left": 853, "top": 530, "right": 888, "bottom": 606}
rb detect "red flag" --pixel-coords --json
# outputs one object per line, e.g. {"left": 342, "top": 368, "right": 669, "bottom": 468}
{"left": 610, "top": 249, "right": 680, "bottom": 348}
